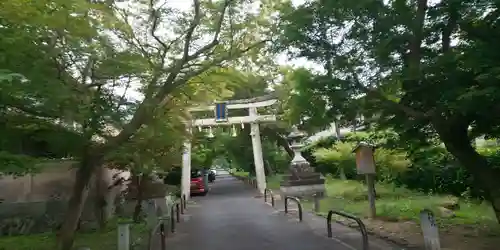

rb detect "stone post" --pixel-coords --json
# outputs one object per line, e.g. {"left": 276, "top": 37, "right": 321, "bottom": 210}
{"left": 117, "top": 223, "right": 130, "bottom": 250}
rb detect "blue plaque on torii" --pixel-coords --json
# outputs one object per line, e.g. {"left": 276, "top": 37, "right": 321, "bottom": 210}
{"left": 214, "top": 101, "right": 228, "bottom": 122}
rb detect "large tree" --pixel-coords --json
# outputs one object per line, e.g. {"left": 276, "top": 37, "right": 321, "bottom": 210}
{"left": 277, "top": 0, "right": 500, "bottom": 222}
{"left": 1, "top": 0, "right": 276, "bottom": 248}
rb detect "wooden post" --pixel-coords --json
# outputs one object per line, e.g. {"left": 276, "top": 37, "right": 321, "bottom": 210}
{"left": 420, "top": 209, "right": 441, "bottom": 250}
{"left": 353, "top": 142, "right": 377, "bottom": 218}
{"left": 117, "top": 224, "right": 130, "bottom": 250}
{"left": 365, "top": 174, "right": 376, "bottom": 218}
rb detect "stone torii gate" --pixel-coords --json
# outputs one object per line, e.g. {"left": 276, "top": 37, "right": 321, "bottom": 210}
{"left": 181, "top": 94, "right": 277, "bottom": 200}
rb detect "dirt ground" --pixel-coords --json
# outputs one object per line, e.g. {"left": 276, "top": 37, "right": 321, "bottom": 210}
{"left": 334, "top": 216, "right": 500, "bottom": 250}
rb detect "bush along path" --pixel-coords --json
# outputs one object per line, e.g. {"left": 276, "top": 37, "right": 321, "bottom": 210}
{"left": 0, "top": 218, "right": 150, "bottom": 250}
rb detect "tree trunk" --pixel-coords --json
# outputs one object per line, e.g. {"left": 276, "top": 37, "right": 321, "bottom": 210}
{"left": 58, "top": 156, "right": 99, "bottom": 250}
{"left": 94, "top": 166, "right": 109, "bottom": 229}
{"left": 133, "top": 174, "right": 145, "bottom": 223}
{"left": 334, "top": 120, "right": 347, "bottom": 180}
{"left": 339, "top": 168, "right": 347, "bottom": 180}
{"left": 437, "top": 123, "right": 500, "bottom": 223}
{"left": 264, "top": 160, "right": 274, "bottom": 176}
{"left": 275, "top": 133, "right": 294, "bottom": 158}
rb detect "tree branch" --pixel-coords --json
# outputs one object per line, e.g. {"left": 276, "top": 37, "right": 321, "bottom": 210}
{"left": 149, "top": 0, "right": 169, "bottom": 67}
{"left": 115, "top": 8, "right": 155, "bottom": 68}
{"left": 404, "top": 0, "right": 427, "bottom": 89}
{"left": 104, "top": 1, "right": 264, "bottom": 153}
{"left": 2, "top": 100, "right": 58, "bottom": 119}
{"left": 184, "top": 0, "right": 231, "bottom": 61}
{"left": 441, "top": 1, "right": 459, "bottom": 53}
{"left": 349, "top": 70, "right": 431, "bottom": 119}
{"left": 152, "top": 0, "right": 233, "bottom": 103}
{"left": 181, "top": 0, "right": 202, "bottom": 61}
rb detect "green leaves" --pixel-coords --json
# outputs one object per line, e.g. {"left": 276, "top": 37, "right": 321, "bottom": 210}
{"left": 276, "top": 0, "right": 500, "bottom": 140}
{"left": 0, "top": 70, "right": 24, "bottom": 83}
{"left": 0, "top": 151, "right": 38, "bottom": 177}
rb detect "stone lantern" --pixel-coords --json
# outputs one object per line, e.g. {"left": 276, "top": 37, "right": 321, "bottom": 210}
{"left": 280, "top": 126, "right": 325, "bottom": 197}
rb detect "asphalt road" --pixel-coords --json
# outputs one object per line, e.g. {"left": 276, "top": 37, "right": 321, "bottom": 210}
{"left": 164, "top": 173, "right": 363, "bottom": 250}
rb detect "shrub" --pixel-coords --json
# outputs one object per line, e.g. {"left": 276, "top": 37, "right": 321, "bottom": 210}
{"left": 313, "top": 142, "right": 357, "bottom": 179}
{"left": 307, "top": 131, "right": 500, "bottom": 199}
{"left": 373, "top": 148, "right": 410, "bottom": 183}
{"left": 312, "top": 142, "right": 409, "bottom": 182}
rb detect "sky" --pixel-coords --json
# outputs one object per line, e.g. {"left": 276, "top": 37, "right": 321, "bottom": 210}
{"left": 165, "top": 0, "right": 314, "bottom": 67}
{"left": 114, "top": 0, "right": 361, "bottom": 140}
{"left": 169, "top": 0, "right": 342, "bottom": 141}
{"left": 117, "top": 0, "right": 332, "bottom": 139}
{"left": 118, "top": 0, "right": 317, "bottom": 102}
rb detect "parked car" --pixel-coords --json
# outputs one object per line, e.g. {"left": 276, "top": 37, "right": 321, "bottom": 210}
{"left": 191, "top": 170, "right": 208, "bottom": 196}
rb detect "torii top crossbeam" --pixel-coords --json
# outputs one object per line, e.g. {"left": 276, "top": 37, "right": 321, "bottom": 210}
{"left": 187, "top": 93, "right": 277, "bottom": 126}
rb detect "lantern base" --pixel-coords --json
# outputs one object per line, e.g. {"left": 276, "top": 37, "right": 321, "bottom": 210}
{"left": 280, "top": 172, "right": 325, "bottom": 197}
{"left": 279, "top": 184, "right": 325, "bottom": 197}
{"left": 280, "top": 176, "right": 325, "bottom": 186}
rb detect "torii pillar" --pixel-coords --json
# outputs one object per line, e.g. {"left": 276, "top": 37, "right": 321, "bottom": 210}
{"left": 249, "top": 106, "right": 266, "bottom": 194}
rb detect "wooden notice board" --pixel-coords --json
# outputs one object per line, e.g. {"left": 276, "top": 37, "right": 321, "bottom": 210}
{"left": 354, "top": 145, "right": 376, "bottom": 174}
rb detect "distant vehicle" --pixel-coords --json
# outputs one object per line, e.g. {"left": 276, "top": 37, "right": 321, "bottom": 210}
{"left": 191, "top": 169, "right": 208, "bottom": 196}
{"left": 209, "top": 168, "right": 217, "bottom": 176}
{"left": 208, "top": 169, "right": 216, "bottom": 183}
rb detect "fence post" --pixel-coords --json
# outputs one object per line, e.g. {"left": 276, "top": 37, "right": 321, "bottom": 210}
{"left": 117, "top": 223, "right": 130, "bottom": 250}
{"left": 327, "top": 210, "right": 369, "bottom": 250}
{"left": 180, "top": 199, "right": 184, "bottom": 214}
{"left": 284, "top": 196, "right": 303, "bottom": 222}
{"left": 160, "top": 222, "right": 166, "bottom": 250}
{"left": 170, "top": 206, "right": 176, "bottom": 233}
{"left": 284, "top": 197, "right": 288, "bottom": 213}
{"left": 313, "top": 193, "right": 320, "bottom": 213}
{"left": 176, "top": 203, "right": 181, "bottom": 223}
{"left": 182, "top": 194, "right": 187, "bottom": 210}
{"left": 264, "top": 189, "right": 275, "bottom": 207}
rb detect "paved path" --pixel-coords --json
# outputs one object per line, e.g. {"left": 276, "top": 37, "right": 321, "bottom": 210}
{"left": 165, "top": 173, "right": 402, "bottom": 250}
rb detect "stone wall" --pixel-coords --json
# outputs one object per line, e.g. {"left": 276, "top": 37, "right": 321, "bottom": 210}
{"left": 0, "top": 197, "right": 121, "bottom": 236}
{"left": 0, "top": 160, "right": 129, "bottom": 202}
{"left": 0, "top": 160, "right": 130, "bottom": 236}
{"left": 0, "top": 200, "right": 67, "bottom": 236}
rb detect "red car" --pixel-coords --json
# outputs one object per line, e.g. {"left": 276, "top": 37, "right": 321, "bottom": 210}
{"left": 190, "top": 170, "right": 208, "bottom": 196}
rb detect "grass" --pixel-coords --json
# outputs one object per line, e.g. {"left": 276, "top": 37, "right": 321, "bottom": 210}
{"left": 230, "top": 169, "right": 249, "bottom": 178}
{"left": 230, "top": 169, "right": 283, "bottom": 190}
{"left": 263, "top": 173, "right": 497, "bottom": 227}
{"left": 0, "top": 218, "right": 150, "bottom": 250}
{"left": 318, "top": 178, "right": 497, "bottom": 226}
{"left": 266, "top": 175, "right": 283, "bottom": 190}
{"left": 229, "top": 169, "right": 499, "bottom": 230}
